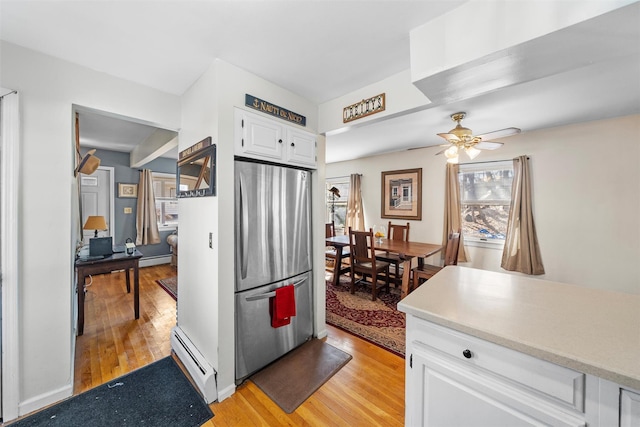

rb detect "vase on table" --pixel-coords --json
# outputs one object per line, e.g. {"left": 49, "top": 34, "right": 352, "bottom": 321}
{"left": 373, "top": 224, "right": 386, "bottom": 244}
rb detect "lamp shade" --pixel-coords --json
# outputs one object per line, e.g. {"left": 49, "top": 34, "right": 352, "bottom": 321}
{"left": 83, "top": 216, "right": 108, "bottom": 237}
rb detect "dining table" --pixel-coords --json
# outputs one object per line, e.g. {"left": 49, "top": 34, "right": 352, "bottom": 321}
{"left": 325, "top": 234, "right": 443, "bottom": 299}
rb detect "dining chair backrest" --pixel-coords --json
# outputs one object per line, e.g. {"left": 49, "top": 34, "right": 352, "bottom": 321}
{"left": 388, "top": 221, "right": 410, "bottom": 242}
{"left": 326, "top": 222, "right": 336, "bottom": 238}
{"left": 444, "top": 231, "right": 461, "bottom": 266}
{"left": 349, "top": 227, "right": 375, "bottom": 264}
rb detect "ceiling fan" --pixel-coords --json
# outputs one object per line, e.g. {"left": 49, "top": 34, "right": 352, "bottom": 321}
{"left": 436, "top": 112, "right": 521, "bottom": 163}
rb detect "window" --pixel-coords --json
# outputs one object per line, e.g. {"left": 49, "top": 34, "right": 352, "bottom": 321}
{"left": 458, "top": 161, "right": 513, "bottom": 245}
{"left": 326, "top": 178, "right": 350, "bottom": 235}
{"left": 152, "top": 172, "right": 178, "bottom": 230}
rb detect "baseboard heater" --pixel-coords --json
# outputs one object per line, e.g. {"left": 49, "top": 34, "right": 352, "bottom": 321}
{"left": 171, "top": 326, "right": 218, "bottom": 403}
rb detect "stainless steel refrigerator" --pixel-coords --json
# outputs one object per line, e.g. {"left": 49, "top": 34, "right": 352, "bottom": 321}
{"left": 234, "top": 160, "right": 313, "bottom": 383}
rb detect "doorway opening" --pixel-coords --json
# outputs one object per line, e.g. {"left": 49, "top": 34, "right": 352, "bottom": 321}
{"left": 72, "top": 106, "right": 178, "bottom": 395}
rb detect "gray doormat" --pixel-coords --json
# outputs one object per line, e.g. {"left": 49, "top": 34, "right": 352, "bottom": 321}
{"left": 250, "top": 339, "right": 352, "bottom": 413}
{"left": 10, "top": 357, "right": 212, "bottom": 426}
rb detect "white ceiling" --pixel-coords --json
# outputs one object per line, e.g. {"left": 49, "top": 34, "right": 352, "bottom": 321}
{"left": 2, "top": 1, "right": 639, "bottom": 164}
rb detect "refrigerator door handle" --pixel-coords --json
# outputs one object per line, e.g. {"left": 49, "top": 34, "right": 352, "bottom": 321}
{"left": 239, "top": 174, "right": 249, "bottom": 279}
{"left": 245, "top": 278, "right": 306, "bottom": 301}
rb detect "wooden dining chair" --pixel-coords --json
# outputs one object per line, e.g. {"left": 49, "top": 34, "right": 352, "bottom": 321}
{"left": 348, "top": 227, "right": 390, "bottom": 301}
{"left": 326, "top": 221, "right": 349, "bottom": 275}
{"left": 375, "top": 221, "right": 410, "bottom": 287}
{"left": 411, "top": 230, "right": 460, "bottom": 291}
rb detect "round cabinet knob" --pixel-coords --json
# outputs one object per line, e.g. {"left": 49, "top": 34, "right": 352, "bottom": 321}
{"left": 290, "top": 142, "right": 295, "bottom": 147}
{"left": 278, "top": 139, "right": 283, "bottom": 143}
{"left": 462, "top": 349, "right": 473, "bottom": 359}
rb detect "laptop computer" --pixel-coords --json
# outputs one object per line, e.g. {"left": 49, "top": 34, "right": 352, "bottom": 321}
{"left": 89, "top": 236, "right": 113, "bottom": 257}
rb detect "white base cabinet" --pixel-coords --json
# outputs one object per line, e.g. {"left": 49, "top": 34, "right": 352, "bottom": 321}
{"left": 405, "top": 315, "right": 639, "bottom": 427}
{"left": 620, "top": 389, "right": 640, "bottom": 427}
{"left": 234, "top": 108, "right": 316, "bottom": 168}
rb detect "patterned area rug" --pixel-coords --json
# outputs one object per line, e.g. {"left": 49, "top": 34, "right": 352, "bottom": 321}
{"left": 156, "top": 276, "right": 177, "bottom": 300}
{"left": 326, "top": 276, "right": 405, "bottom": 357}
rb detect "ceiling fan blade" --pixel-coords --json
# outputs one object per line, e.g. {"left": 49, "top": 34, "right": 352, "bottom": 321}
{"left": 437, "top": 132, "right": 461, "bottom": 143}
{"left": 476, "top": 127, "right": 521, "bottom": 140}
{"left": 435, "top": 146, "right": 450, "bottom": 155}
{"left": 475, "top": 141, "right": 504, "bottom": 150}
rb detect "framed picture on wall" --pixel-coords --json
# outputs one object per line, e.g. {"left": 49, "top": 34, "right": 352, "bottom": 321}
{"left": 381, "top": 168, "right": 422, "bottom": 220}
{"left": 118, "top": 183, "right": 138, "bottom": 198}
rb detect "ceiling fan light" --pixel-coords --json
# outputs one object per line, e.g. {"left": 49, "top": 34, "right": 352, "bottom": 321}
{"left": 465, "top": 147, "right": 481, "bottom": 160}
{"left": 444, "top": 146, "right": 458, "bottom": 159}
{"left": 446, "top": 155, "right": 459, "bottom": 164}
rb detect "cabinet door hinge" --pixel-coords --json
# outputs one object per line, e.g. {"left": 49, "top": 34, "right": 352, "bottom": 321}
{"left": 241, "top": 138, "right": 244, "bottom": 147}
{"left": 241, "top": 119, "right": 244, "bottom": 128}
{"left": 410, "top": 354, "right": 413, "bottom": 368}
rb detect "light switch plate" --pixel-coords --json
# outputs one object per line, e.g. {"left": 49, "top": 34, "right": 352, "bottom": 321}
{"left": 124, "top": 207, "right": 132, "bottom": 214}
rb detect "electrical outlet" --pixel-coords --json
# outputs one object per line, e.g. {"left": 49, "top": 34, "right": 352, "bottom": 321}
{"left": 124, "top": 207, "right": 132, "bottom": 214}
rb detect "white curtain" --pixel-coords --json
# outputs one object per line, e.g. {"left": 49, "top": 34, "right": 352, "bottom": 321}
{"left": 1, "top": 89, "right": 21, "bottom": 420}
{"left": 136, "top": 169, "right": 161, "bottom": 245}
{"left": 442, "top": 163, "right": 468, "bottom": 262}
{"left": 346, "top": 174, "right": 365, "bottom": 231}
{"left": 501, "top": 156, "right": 545, "bottom": 275}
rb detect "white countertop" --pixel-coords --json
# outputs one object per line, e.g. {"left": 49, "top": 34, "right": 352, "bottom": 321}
{"left": 398, "top": 266, "right": 640, "bottom": 391}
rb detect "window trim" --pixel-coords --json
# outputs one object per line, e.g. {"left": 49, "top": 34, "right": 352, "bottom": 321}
{"left": 152, "top": 171, "right": 178, "bottom": 231}
{"left": 326, "top": 177, "right": 350, "bottom": 234}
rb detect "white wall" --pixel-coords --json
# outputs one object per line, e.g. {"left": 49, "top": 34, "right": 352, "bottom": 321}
{"left": 0, "top": 41, "right": 181, "bottom": 416}
{"left": 318, "top": 69, "right": 429, "bottom": 135}
{"left": 326, "top": 114, "right": 640, "bottom": 295}
{"left": 178, "top": 59, "right": 321, "bottom": 400}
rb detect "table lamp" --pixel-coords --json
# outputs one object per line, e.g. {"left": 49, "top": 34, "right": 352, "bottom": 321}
{"left": 83, "top": 215, "right": 108, "bottom": 238}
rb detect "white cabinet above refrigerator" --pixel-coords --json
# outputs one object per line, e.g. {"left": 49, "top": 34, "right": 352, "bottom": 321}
{"left": 234, "top": 107, "right": 317, "bottom": 168}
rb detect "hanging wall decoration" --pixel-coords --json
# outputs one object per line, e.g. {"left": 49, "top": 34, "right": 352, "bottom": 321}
{"left": 381, "top": 168, "right": 422, "bottom": 220}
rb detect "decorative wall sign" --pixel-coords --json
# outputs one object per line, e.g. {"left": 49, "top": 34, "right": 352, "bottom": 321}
{"left": 381, "top": 168, "right": 422, "bottom": 220}
{"left": 245, "top": 94, "right": 306, "bottom": 126}
{"left": 179, "top": 136, "right": 212, "bottom": 160}
{"left": 343, "top": 93, "right": 385, "bottom": 123}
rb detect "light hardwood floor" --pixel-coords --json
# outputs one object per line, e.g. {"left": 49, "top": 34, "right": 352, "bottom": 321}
{"left": 74, "top": 263, "right": 177, "bottom": 392}
{"left": 74, "top": 264, "right": 406, "bottom": 426}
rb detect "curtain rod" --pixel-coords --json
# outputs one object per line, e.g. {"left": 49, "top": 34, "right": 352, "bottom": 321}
{"left": 459, "top": 157, "right": 529, "bottom": 166}
{"left": 327, "top": 174, "right": 362, "bottom": 179}
{"left": 0, "top": 90, "right": 18, "bottom": 99}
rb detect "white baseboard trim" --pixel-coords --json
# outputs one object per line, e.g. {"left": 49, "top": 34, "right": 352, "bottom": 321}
{"left": 140, "top": 255, "right": 171, "bottom": 267}
{"left": 217, "top": 383, "right": 237, "bottom": 402}
{"left": 19, "top": 383, "right": 73, "bottom": 418}
{"left": 316, "top": 328, "right": 328, "bottom": 340}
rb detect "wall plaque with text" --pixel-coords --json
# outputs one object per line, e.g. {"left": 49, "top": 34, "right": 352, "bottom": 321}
{"left": 343, "top": 93, "right": 386, "bottom": 123}
{"left": 245, "top": 94, "right": 306, "bottom": 126}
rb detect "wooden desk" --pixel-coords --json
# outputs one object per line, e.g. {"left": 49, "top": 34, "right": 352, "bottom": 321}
{"left": 326, "top": 235, "right": 442, "bottom": 298}
{"left": 75, "top": 250, "right": 143, "bottom": 335}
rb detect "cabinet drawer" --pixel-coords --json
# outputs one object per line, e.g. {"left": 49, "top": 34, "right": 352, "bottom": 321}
{"left": 409, "top": 317, "right": 585, "bottom": 412}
